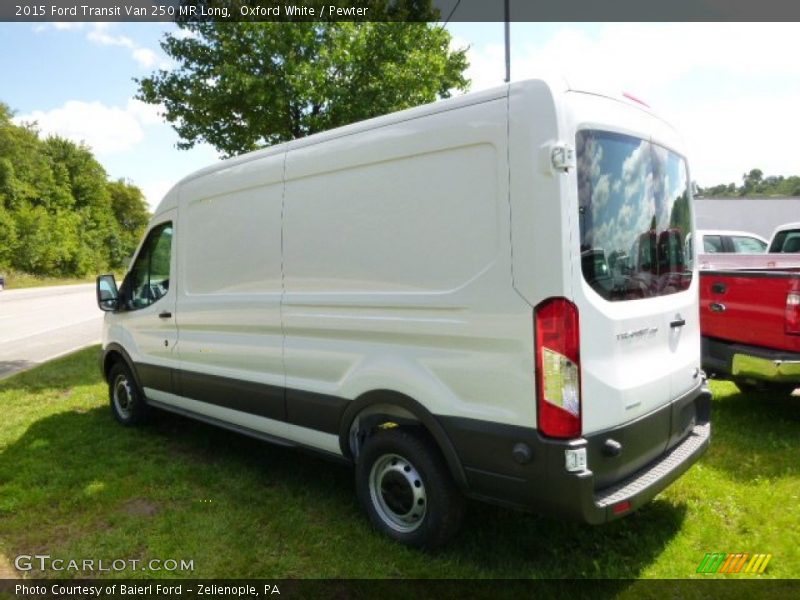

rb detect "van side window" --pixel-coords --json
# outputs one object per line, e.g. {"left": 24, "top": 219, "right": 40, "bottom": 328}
{"left": 730, "top": 236, "right": 767, "bottom": 253}
{"left": 703, "top": 235, "right": 723, "bottom": 253}
{"left": 124, "top": 222, "right": 173, "bottom": 310}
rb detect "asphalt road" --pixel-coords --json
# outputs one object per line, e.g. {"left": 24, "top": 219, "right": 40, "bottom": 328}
{"left": 0, "top": 283, "right": 102, "bottom": 380}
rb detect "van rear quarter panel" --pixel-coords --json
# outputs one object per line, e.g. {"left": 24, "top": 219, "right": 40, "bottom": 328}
{"left": 282, "top": 98, "right": 537, "bottom": 427}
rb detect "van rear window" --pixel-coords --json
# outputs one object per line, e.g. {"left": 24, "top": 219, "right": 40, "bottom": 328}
{"left": 576, "top": 130, "right": 692, "bottom": 301}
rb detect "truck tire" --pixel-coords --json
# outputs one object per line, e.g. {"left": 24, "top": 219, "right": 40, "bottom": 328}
{"left": 108, "top": 362, "right": 150, "bottom": 426}
{"left": 733, "top": 378, "right": 764, "bottom": 393}
{"left": 355, "top": 427, "right": 465, "bottom": 549}
{"left": 734, "top": 378, "right": 797, "bottom": 396}
{"left": 768, "top": 383, "right": 798, "bottom": 395}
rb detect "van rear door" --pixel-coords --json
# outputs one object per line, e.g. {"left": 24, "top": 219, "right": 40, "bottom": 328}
{"left": 572, "top": 127, "right": 700, "bottom": 438}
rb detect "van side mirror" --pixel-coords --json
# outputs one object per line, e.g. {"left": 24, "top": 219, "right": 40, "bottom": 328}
{"left": 96, "top": 274, "right": 119, "bottom": 312}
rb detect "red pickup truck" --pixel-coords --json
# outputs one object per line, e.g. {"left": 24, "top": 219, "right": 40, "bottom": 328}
{"left": 699, "top": 254, "right": 800, "bottom": 393}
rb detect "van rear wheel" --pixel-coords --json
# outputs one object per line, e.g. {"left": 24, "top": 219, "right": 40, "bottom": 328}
{"left": 108, "top": 362, "right": 150, "bottom": 426}
{"left": 355, "top": 427, "right": 465, "bottom": 549}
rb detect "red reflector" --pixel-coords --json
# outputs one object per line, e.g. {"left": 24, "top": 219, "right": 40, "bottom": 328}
{"left": 622, "top": 91, "right": 650, "bottom": 108}
{"left": 612, "top": 500, "right": 632, "bottom": 515}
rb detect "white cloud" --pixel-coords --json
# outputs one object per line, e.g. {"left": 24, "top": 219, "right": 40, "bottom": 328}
{"left": 14, "top": 99, "right": 164, "bottom": 155}
{"left": 461, "top": 23, "right": 800, "bottom": 186}
{"left": 461, "top": 42, "right": 506, "bottom": 92}
{"left": 126, "top": 98, "right": 164, "bottom": 125}
{"left": 592, "top": 174, "right": 611, "bottom": 211}
{"left": 132, "top": 48, "right": 159, "bottom": 69}
{"left": 34, "top": 22, "right": 167, "bottom": 71}
{"left": 677, "top": 91, "right": 800, "bottom": 187}
{"left": 87, "top": 23, "right": 134, "bottom": 48}
{"left": 503, "top": 24, "right": 800, "bottom": 96}
{"left": 139, "top": 180, "right": 174, "bottom": 212}
{"left": 172, "top": 27, "right": 200, "bottom": 41}
{"left": 53, "top": 22, "right": 85, "bottom": 31}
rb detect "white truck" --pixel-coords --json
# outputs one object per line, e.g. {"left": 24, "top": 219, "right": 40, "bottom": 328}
{"left": 96, "top": 77, "right": 711, "bottom": 548}
{"left": 768, "top": 222, "right": 800, "bottom": 253}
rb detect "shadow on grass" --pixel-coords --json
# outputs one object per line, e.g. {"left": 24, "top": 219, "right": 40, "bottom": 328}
{"left": 0, "top": 347, "right": 103, "bottom": 393}
{"left": 1, "top": 398, "right": 685, "bottom": 579}
{"left": 703, "top": 378, "right": 800, "bottom": 482}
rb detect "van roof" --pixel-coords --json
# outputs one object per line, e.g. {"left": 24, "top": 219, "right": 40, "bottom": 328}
{"left": 153, "top": 76, "right": 671, "bottom": 216}
{"left": 175, "top": 81, "right": 520, "bottom": 188}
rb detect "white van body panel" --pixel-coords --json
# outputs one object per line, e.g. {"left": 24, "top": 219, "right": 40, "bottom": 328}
{"left": 175, "top": 153, "right": 284, "bottom": 389}
{"left": 507, "top": 78, "right": 572, "bottom": 309}
{"left": 282, "top": 96, "right": 536, "bottom": 428}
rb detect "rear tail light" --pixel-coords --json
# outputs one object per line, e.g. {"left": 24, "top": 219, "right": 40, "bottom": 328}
{"left": 786, "top": 292, "right": 800, "bottom": 335}
{"left": 535, "top": 298, "right": 581, "bottom": 438}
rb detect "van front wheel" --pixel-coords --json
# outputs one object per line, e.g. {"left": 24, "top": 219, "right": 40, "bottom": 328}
{"left": 108, "top": 362, "right": 149, "bottom": 426}
{"left": 355, "top": 427, "right": 465, "bottom": 549}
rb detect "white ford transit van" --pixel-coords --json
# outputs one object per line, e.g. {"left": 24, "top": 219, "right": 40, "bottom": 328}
{"left": 96, "top": 78, "right": 711, "bottom": 548}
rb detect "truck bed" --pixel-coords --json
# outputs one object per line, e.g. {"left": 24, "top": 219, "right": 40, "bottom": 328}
{"left": 699, "top": 261, "right": 800, "bottom": 387}
{"left": 701, "top": 269, "right": 800, "bottom": 353}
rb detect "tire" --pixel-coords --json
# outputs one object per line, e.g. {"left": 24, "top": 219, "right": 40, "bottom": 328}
{"left": 108, "top": 361, "right": 150, "bottom": 426}
{"left": 768, "top": 383, "right": 798, "bottom": 395}
{"left": 355, "top": 427, "right": 465, "bottom": 549}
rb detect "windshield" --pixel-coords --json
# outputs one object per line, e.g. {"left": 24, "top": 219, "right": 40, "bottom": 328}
{"left": 576, "top": 130, "right": 692, "bottom": 301}
{"left": 769, "top": 229, "right": 800, "bottom": 253}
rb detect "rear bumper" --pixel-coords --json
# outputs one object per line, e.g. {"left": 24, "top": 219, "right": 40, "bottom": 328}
{"left": 703, "top": 336, "right": 800, "bottom": 383}
{"left": 438, "top": 383, "right": 711, "bottom": 524}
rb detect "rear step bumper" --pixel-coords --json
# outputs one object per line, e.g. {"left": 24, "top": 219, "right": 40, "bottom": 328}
{"left": 592, "top": 421, "right": 710, "bottom": 518}
{"left": 438, "top": 383, "right": 712, "bottom": 523}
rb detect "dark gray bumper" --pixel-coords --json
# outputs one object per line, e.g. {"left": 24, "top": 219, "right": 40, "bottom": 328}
{"left": 438, "top": 383, "right": 712, "bottom": 523}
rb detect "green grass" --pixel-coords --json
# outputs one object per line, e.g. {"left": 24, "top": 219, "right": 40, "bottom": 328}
{"left": 1, "top": 347, "right": 798, "bottom": 579}
{"left": 0, "top": 270, "right": 96, "bottom": 290}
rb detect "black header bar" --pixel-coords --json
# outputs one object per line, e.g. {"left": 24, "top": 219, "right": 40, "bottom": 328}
{"left": 4, "top": 0, "right": 800, "bottom": 23}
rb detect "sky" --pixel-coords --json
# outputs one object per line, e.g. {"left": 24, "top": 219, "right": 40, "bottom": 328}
{"left": 2, "top": 21, "right": 800, "bottom": 211}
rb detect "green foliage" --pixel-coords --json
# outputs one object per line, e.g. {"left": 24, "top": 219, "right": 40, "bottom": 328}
{"left": 137, "top": 18, "right": 469, "bottom": 156}
{"left": 700, "top": 168, "right": 800, "bottom": 197}
{"left": 0, "top": 102, "right": 151, "bottom": 277}
{"left": 669, "top": 192, "right": 691, "bottom": 235}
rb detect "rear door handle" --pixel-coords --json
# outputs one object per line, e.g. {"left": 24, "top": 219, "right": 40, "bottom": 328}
{"left": 709, "top": 303, "right": 726, "bottom": 313}
{"left": 159, "top": 311, "right": 172, "bottom": 319}
{"left": 670, "top": 318, "right": 686, "bottom": 328}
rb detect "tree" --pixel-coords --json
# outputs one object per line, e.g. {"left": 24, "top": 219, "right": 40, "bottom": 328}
{"left": 106, "top": 179, "right": 151, "bottom": 265}
{"left": 0, "top": 101, "right": 151, "bottom": 276}
{"left": 136, "top": 20, "right": 469, "bottom": 156}
{"left": 742, "top": 168, "right": 763, "bottom": 193}
{"left": 700, "top": 168, "right": 800, "bottom": 198}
